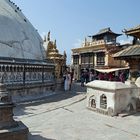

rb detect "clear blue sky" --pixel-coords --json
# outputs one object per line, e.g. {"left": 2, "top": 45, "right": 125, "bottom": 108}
{"left": 13, "top": 0, "right": 140, "bottom": 64}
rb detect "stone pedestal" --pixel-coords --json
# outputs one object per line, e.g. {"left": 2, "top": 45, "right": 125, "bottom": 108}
{"left": 0, "top": 83, "right": 28, "bottom": 140}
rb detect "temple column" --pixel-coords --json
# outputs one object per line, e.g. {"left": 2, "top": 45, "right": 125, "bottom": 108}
{"left": 79, "top": 54, "right": 81, "bottom": 65}
{"left": 94, "top": 53, "right": 97, "bottom": 67}
{"left": 105, "top": 53, "right": 108, "bottom": 66}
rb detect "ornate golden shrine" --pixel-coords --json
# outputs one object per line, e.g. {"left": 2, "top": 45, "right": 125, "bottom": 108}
{"left": 43, "top": 32, "right": 67, "bottom": 79}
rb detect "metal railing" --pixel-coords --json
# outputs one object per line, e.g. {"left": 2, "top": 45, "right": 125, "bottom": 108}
{"left": 83, "top": 40, "right": 105, "bottom": 47}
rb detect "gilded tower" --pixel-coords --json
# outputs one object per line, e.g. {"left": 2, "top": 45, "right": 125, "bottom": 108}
{"left": 43, "top": 32, "right": 67, "bottom": 79}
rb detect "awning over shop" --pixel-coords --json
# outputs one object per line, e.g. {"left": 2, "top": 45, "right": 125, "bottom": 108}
{"left": 94, "top": 67, "right": 129, "bottom": 73}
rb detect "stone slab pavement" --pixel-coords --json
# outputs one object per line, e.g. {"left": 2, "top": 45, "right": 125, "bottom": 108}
{"left": 13, "top": 82, "right": 140, "bottom": 140}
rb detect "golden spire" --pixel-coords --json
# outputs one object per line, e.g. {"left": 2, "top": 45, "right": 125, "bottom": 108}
{"left": 43, "top": 35, "right": 46, "bottom": 42}
{"left": 47, "top": 31, "right": 50, "bottom": 41}
{"left": 54, "top": 39, "right": 56, "bottom": 49}
{"left": 85, "top": 37, "right": 87, "bottom": 46}
{"left": 63, "top": 50, "right": 67, "bottom": 58}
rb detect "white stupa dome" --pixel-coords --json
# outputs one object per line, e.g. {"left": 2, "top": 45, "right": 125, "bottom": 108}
{"left": 0, "top": 0, "right": 46, "bottom": 60}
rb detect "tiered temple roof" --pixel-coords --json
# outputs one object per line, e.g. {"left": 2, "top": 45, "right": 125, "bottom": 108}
{"left": 113, "top": 45, "right": 140, "bottom": 58}
{"left": 114, "top": 25, "right": 140, "bottom": 59}
{"left": 123, "top": 25, "right": 140, "bottom": 38}
{"left": 89, "top": 27, "right": 121, "bottom": 38}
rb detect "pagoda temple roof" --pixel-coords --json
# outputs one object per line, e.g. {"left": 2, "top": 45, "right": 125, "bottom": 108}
{"left": 123, "top": 25, "right": 140, "bottom": 39}
{"left": 113, "top": 45, "right": 140, "bottom": 58}
{"left": 89, "top": 28, "right": 121, "bottom": 38}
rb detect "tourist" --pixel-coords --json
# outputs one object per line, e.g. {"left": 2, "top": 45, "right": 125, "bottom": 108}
{"left": 85, "top": 71, "right": 89, "bottom": 83}
{"left": 104, "top": 73, "right": 108, "bottom": 81}
{"left": 89, "top": 72, "right": 93, "bottom": 81}
{"left": 108, "top": 72, "right": 113, "bottom": 81}
{"left": 64, "top": 71, "right": 71, "bottom": 91}
{"left": 98, "top": 73, "right": 104, "bottom": 80}
{"left": 69, "top": 71, "right": 74, "bottom": 90}
{"left": 80, "top": 72, "right": 85, "bottom": 87}
{"left": 119, "top": 71, "right": 125, "bottom": 83}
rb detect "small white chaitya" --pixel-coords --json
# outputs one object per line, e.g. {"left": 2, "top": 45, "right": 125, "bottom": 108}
{"left": 86, "top": 80, "right": 140, "bottom": 116}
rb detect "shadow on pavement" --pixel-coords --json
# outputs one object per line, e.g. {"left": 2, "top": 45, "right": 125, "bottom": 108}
{"left": 14, "top": 82, "right": 86, "bottom": 117}
{"left": 19, "top": 82, "right": 86, "bottom": 106}
{"left": 29, "top": 133, "right": 55, "bottom": 140}
{"left": 129, "top": 112, "right": 140, "bottom": 117}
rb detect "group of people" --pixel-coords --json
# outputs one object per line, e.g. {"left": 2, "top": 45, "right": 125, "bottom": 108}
{"left": 63, "top": 69, "right": 129, "bottom": 89}
{"left": 80, "top": 71, "right": 91, "bottom": 87}
{"left": 80, "top": 70, "right": 129, "bottom": 87}
{"left": 97, "top": 71, "right": 127, "bottom": 82}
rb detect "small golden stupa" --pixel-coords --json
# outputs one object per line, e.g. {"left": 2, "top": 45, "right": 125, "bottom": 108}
{"left": 43, "top": 31, "right": 67, "bottom": 79}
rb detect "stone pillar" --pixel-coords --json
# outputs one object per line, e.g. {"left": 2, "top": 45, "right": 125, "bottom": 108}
{"left": 0, "top": 82, "right": 29, "bottom": 140}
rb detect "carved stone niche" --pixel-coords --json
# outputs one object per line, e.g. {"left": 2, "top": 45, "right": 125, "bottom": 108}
{"left": 100, "top": 94, "right": 107, "bottom": 109}
{"left": 89, "top": 95, "right": 96, "bottom": 108}
{"left": 0, "top": 83, "right": 29, "bottom": 140}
